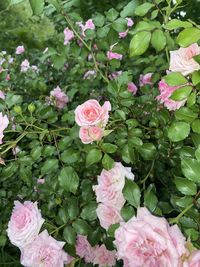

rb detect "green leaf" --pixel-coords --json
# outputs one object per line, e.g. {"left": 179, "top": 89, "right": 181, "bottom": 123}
{"left": 102, "top": 143, "right": 117, "bottom": 153}
{"left": 29, "top": 0, "right": 44, "bottom": 15}
{"left": 10, "top": 0, "right": 24, "bottom": 4}
{"left": 193, "top": 54, "right": 200, "bottom": 64}
{"left": 72, "top": 219, "right": 92, "bottom": 235}
{"left": 61, "top": 149, "right": 79, "bottom": 164}
{"left": 102, "top": 154, "right": 114, "bottom": 170}
{"left": 130, "top": 31, "right": 151, "bottom": 57}
{"left": 165, "top": 19, "right": 192, "bottom": 30}
{"left": 134, "top": 21, "right": 155, "bottom": 32}
{"left": 81, "top": 202, "right": 97, "bottom": 221}
{"left": 181, "top": 157, "right": 200, "bottom": 183}
{"left": 192, "top": 119, "right": 200, "bottom": 134}
{"left": 107, "top": 223, "right": 120, "bottom": 237}
{"left": 106, "top": 8, "right": 118, "bottom": 21}
{"left": 192, "top": 71, "right": 200, "bottom": 85}
{"left": 151, "top": 29, "right": 166, "bottom": 52}
{"left": 58, "top": 167, "right": 79, "bottom": 194}
{"left": 67, "top": 197, "right": 79, "bottom": 220}
{"left": 168, "top": 122, "right": 190, "bottom": 142}
{"left": 187, "top": 92, "right": 196, "bottom": 108}
{"left": 139, "top": 143, "right": 157, "bottom": 160}
{"left": 174, "top": 177, "right": 197, "bottom": 195}
{"left": 123, "top": 179, "right": 141, "bottom": 208}
{"left": 175, "top": 107, "right": 198, "bottom": 122}
{"left": 86, "top": 149, "right": 102, "bottom": 167}
{"left": 144, "top": 184, "right": 158, "bottom": 212}
{"left": 93, "top": 13, "right": 105, "bottom": 27}
{"left": 121, "top": 206, "right": 135, "bottom": 221}
{"left": 41, "top": 159, "right": 58, "bottom": 174}
{"left": 31, "top": 146, "right": 42, "bottom": 161}
{"left": 177, "top": 28, "right": 200, "bottom": 47}
{"left": 135, "top": 3, "right": 154, "bottom": 16}
{"left": 163, "top": 72, "right": 188, "bottom": 86}
{"left": 170, "top": 86, "right": 193, "bottom": 101}
{"left": 195, "top": 145, "right": 200, "bottom": 161}
{"left": 120, "top": 0, "right": 139, "bottom": 17}
{"left": 63, "top": 226, "right": 76, "bottom": 245}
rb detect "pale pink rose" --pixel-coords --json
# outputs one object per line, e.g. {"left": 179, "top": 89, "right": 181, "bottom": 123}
{"left": 107, "top": 51, "right": 123, "bottom": 60}
{"left": 109, "top": 71, "right": 122, "bottom": 80}
{"left": 139, "top": 73, "right": 153, "bottom": 87}
{"left": 83, "top": 70, "right": 96, "bottom": 79}
{"left": 77, "top": 19, "right": 95, "bottom": 37}
{"left": 156, "top": 80, "right": 186, "bottom": 111}
{"left": 37, "top": 178, "right": 45, "bottom": 184}
{"left": 114, "top": 207, "right": 187, "bottom": 267}
{"left": 96, "top": 204, "right": 123, "bottom": 230}
{"left": 126, "top": 17, "right": 134, "bottom": 27}
{"left": 63, "top": 28, "right": 74, "bottom": 45}
{"left": 0, "top": 90, "right": 5, "bottom": 100}
{"left": 7, "top": 201, "right": 44, "bottom": 248}
{"left": 0, "top": 113, "right": 9, "bottom": 144}
{"left": 96, "top": 162, "right": 134, "bottom": 192}
{"left": 20, "top": 59, "right": 30, "bottom": 72}
{"left": 75, "top": 99, "right": 111, "bottom": 127}
{"left": 93, "top": 244, "right": 116, "bottom": 267}
{"left": 79, "top": 126, "right": 104, "bottom": 144}
{"left": 188, "top": 250, "right": 200, "bottom": 267}
{"left": 50, "top": 86, "right": 69, "bottom": 109}
{"left": 20, "top": 230, "right": 70, "bottom": 267}
{"left": 16, "top": 45, "right": 25, "bottom": 55}
{"left": 76, "top": 235, "right": 95, "bottom": 263}
{"left": 119, "top": 30, "right": 128, "bottom": 39}
{"left": 127, "top": 82, "right": 138, "bottom": 95}
{"left": 169, "top": 43, "right": 200, "bottom": 76}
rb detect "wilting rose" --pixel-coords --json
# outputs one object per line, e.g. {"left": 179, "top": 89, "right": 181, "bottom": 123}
{"left": 7, "top": 201, "right": 44, "bottom": 248}
{"left": 169, "top": 43, "right": 200, "bottom": 76}
{"left": 20, "top": 230, "right": 70, "bottom": 267}
{"left": 114, "top": 207, "right": 187, "bottom": 267}
{"left": 75, "top": 99, "right": 111, "bottom": 127}
{"left": 50, "top": 86, "right": 69, "bottom": 109}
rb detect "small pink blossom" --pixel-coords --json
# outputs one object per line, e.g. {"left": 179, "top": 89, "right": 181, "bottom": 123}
{"left": 75, "top": 99, "right": 111, "bottom": 127}
{"left": 50, "top": 86, "right": 69, "bottom": 109}
{"left": 63, "top": 28, "right": 74, "bottom": 45}
{"left": 156, "top": 80, "right": 186, "bottom": 111}
{"left": 139, "top": 73, "right": 153, "bottom": 87}
{"left": 126, "top": 17, "right": 134, "bottom": 27}
{"left": 20, "top": 59, "right": 30, "bottom": 73}
{"left": 107, "top": 51, "right": 123, "bottom": 60}
{"left": 7, "top": 201, "right": 44, "bottom": 248}
{"left": 127, "top": 82, "right": 138, "bottom": 95}
{"left": 20, "top": 230, "right": 70, "bottom": 267}
{"left": 79, "top": 126, "right": 104, "bottom": 144}
{"left": 109, "top": 71, "right": 122, "bottom": 80}
{"left": 76, "top": 235, "right": 95, "bottom": 263}
{"left": 0, "top": 113, "right": 9, "bottom": 144}
{"left": 77, "top": 19, "right": 95, "bottom": 37}
{"left": 0, "top": 90, "right": 5, "bottom": 100}
{"left": 6, "top": 74, "right": 10, "bottom": 81}
{"left": 83, "top": 70, "right": 96, "bottom": 79}
{"left": 169, "top": 43, "right": 200, "bottom": 76}
{"left": 37, "top": 178, "right": 45, "bottom": 184}
{"left": 16, "top": 45, "right": 25, "bottom": 55}
{"left": 93, "top": 244, "right": 116, "bottom": 267}
{"left": 119, "top": 30, "right": 128, "bottom": 39}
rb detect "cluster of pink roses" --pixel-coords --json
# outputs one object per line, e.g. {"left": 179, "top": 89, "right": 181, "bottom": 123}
{"left": 157, "top": 43, "right": 200, "bottom": 110}
{"left": 76, "top": 235, "right": 116, "bottom": 266}
{"left": 7, "top": 201, "right": 72, "bottom": 267}
{"left": 114, "top": 207, "right": 200, "bottom": 267}
{"left": 118, "top": 17, "right": 134, "bottom": 39}
{"left": 93, "top": 162, "right": 134, "bottom": 229}
{"left": 49, "top": 85, "right": 69, "bottom": 109}
{"left": 75, "top": 99, "right": 111, "bottom": 144}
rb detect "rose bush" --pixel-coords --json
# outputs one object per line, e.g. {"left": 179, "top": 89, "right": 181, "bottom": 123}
{"left": 0, "top": 0, "right": 200, "bottom": 266}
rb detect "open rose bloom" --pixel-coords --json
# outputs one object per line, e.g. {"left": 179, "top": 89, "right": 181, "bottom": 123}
{"left": 114, "top": 207, "right": 188, "bottom": 267}
{"left": 169, "top": 43, "right": 200, "bottom": 76}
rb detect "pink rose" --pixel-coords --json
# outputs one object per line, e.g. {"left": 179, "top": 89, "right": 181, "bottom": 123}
{"left": 96, "top": 204, "right": 123, "bottom": 230}
{"left": 107, "top": 51, "right": 123, "bottom": 60}
{"left": 7, "top": 201, "right": 44, "bottom": 248}
{"left": 156, "top": 80, "right": 186, "bottom": 111}
{"left": 83, "top": 70, "right": 96, "bottom": 79}
{"left": 75, "top": 99, "right": 111, "bottom": 127}
{"left": 6, "top": 74, "right": 10, "bottom": 81}
{"left": 50, "top": 86, "right": 69, "bottom": 109}
{"left": 114, "top": 207, "right": 187, "bottom": 267}
{"left": 139, "top": 73, "right": 153, "bottom": 87}
{"left": 188, "top": 250, "right": 200, "bottom": 267}
{"left": 119, "top": 30, "right": 128, "bottom": 39}
{"left": 37, "top": 178, "right": 45, "bottom": 184}
{"left": 16, "top": 45, "right": 25, "bottom": 54}
{"left": 0, "top": 90, "right": 5, "bottom": 100}
{"left": 79, "top": 126, "right": 104, "bottom": 144}
{"left": 77, "top": 19, "right": 95, "bottom": 37}
{"left": 169, "top": 43, "right": 200, "bottom": 76}
{"left": 126, "top": 17, "right": 134, "bottom": 27}
{"left": 63, "top": 28, "right": 74, "bottom": 45}
{"left": 127, "top": 82, "right": 138, "bottom": 95}
{"left": 76, "top": 235, "right": 95, "bottom": 263}
{"left": 20, "top": 230, "right": 70, "bottom": 267}
{"left": 0, "top": 113, "right": 9, "bottom": 144}
{"left": 21, "top": 59, "right": 30, "bottom": 72}
{"left": 93, "top": 244, "right": 116, "bottom": 267}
